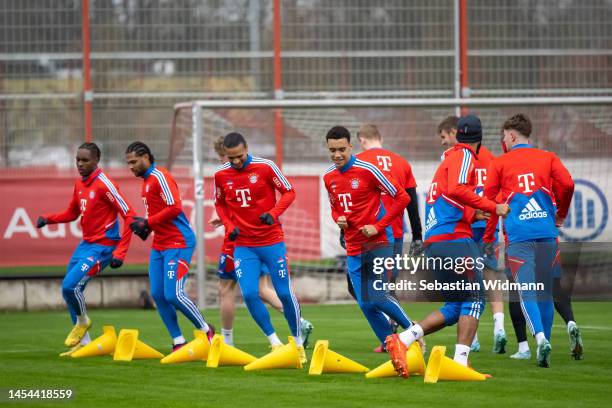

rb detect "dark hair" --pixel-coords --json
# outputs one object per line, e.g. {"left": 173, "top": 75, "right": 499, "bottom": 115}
{"left": 502, "top": 113, "right": 532, "bottom": 138}
{"left": 126, "top": 141, "right": 155, "bottom": 163}
{"left": 78, "top": 142, "right": 101, "bottom": 160}
{"left": 437, "top": 116, "right": 459, "bottom": 134}
{"left": 326, "top": 126, "right": 351, "bottom": 142}
{"left": 223, "top": 132, "right": 247, "bottom": 149}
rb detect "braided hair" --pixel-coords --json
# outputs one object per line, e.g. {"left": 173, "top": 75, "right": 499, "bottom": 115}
{"left": 78, "top": 142, "right": 101, "bottom": 161}
{"left": 125, "top": 141, "right": 155, "bottom": 163}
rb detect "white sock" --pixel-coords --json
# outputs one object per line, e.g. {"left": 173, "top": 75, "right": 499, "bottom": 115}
{"left": 221, "top": 328, "right": 233, "bottom": 346}
{"left": 567, "top": 321, "right": 576, "bottom": 332}
{"left": 80, "top": 332, "right": 91, "bottom": 345}
{"left": 472, "top": 332, "right": 479, "bottom": 346}
{"left": 399, "top": 324, "right": 423, "bottom": 346}
{"left": 76, "top": 314, "right": 89, "bottom": 325}
{"left": 518, "top": 341, "right": 529, "bottom": 353}
{"left": 535, "top": 332, "right": 546, "bottom": 345}
{"left": 267, "top": 332, "right": 282, "bottom": 346}
{"left": 173, "top": 335, "right": 186, "bottom": 345}
{"left": 493, "top": 313, "right": 505, "bottom": 333}
{"left": 293, "top": 335, "right": 303, "bottom": 347}
{"left": 454, "top": 344, "right": 471, "bottom": 366}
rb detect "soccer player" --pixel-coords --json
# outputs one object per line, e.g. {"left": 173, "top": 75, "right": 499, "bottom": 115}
{"left": 213, "top": 133, "right": 307, "bottom": 363}
{"left": 125, "top": 141, "right": 214, "bottom": 351}
{"left": 386, "top": 115, "right": 510, "bottom": 375}
{"left": 437, "top": 115, "right": 507, "bottom": 354}
{"left": 324, "top": 126, "right": 414, "bottom": 346}
{"left": 209, "top": 136, "right": 314, "bottom": 348}
{"left": 483, "top": 113, "right": 574, "bottom": 367}
{"left": 36, "top": 143, "right": 135, "bottom": 356}
{"left": 355, "top": 123, "right": 423, "bottom": 352}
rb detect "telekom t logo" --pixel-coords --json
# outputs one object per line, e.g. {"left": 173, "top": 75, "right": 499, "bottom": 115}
{"left": 518, "top": 173, "right": 536, "bottom": 193}
{"left": 80, "top": 199, "right": 87, "bottom": 215}
{"left": 426, "top": 182, "right": 438, "bottom": 203}
{"left": 236, "top": 188, "right": 252, "bottom": 207}
{"left": 338, "top": 193, "right": 353, "bottom": 213}
{"left": 376, "top": 156, "right": 392, "bottom": 171}
{"left": 475, "top": 168, "right": 487, "bottom": 187}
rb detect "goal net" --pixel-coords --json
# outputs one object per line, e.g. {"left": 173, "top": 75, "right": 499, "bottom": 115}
{"left": 169, "top": 100, "right": 612, "bottom": 305}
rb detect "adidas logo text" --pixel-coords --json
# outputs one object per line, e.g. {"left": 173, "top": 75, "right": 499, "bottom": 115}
{"left": 519, "top": 198, "right": 548, "bottom": 221}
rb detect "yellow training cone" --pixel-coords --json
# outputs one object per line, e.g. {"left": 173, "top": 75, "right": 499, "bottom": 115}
{"left": 365, "top": 342, "right": 425, "bottom": 378}
{"left": 71, "top": 326, "right": 117, "bottom": 358}
{"left": 161, "top": 330, "right": 210, "bottom": 364}
{"left": 424, "top": 346, "right": 487, "bottom": 383}
{"left": 244, "top": 336, "right": 302, "bottom": 371}
{"left": 308, "top": 340, "right": 369, "bottom": 375}
{"left": 206, "top": 334, "right": 256, "bottom": 368}
{"left": 113, "top": 329, "right": 165, "bottom": 361}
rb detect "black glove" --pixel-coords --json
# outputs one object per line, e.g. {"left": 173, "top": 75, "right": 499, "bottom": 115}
{"left": 259, "top": 213, "right": 275, "bottom": 225}
{"left": 339, "top": 229, "right": 346, "bottom": 249}
{"left": 109, "top": 258, "right": 123, "bottom": 269}
{"left": 483, "top": 242, "right": 495, "bottom": 257}
{"left": 409, "top": 239, "right": 424, "bottom": 256}
{"left": 36, "top": 216, "right": 48, "bottom": 229}
{"left": 130, "top": 217, "right": 151, "bottom": 241}
{"left": 228, "top": 227, "right": 239, "bottom": 241}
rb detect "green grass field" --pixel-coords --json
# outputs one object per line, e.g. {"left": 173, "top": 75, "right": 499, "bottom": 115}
{"left": 1, "top": 303, "right": 610, "bottom": 407}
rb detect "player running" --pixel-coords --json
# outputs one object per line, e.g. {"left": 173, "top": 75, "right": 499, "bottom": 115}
{"left": 355, "top": 123, "right": 423, "bottom": 352}
{"left": 125, "top": 141, "right": 214, "bottom": 351}
{"left": 386, "top": 115, "right": 510, "bottom": 376}
{"left": 437, "top": 115, "right": 508, "bottom": 353}
{"left": 213, "top": 132, "right": 307, "bottom": 363}
{"left": 484, "top": 114, "right": 574, "bottom": 367}
{"left": 209, "top": 136, "right": 313, "bottom": 348}
{"left": 324, "top": 126, "right": 414, "bottom": 347}
{"left": 36, "top": 143, "right": 136, "bottom": 356}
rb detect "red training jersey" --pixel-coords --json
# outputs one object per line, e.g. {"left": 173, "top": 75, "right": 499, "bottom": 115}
{"left": 483, "top": 144, "right": 574, "bottom": 243}
{"left": 323, "top": 155, "right": 410, "bottom": 256}
{"left": 43, "top": 168, "right": 135, "bottom": 260}
{"left": 424, "top": 144, "right": 497, "bottom": 243}
{"left": 356, "top": 147, "right": 417, "bottom": 239}
{"left": 141, "top": 164, "right": 195, "bottom": 250}
{"left": 214, "top": 155, "right": 296, "bottom": 247}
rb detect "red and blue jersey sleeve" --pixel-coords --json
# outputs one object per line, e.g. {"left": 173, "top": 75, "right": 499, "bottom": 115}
{"left": 97, "top": 172, "right": 136, "bottom": 260}
{"left": 145, "top": 166, "right": 195, "bottom": 250}
{"left": 352, "top": 161, "right": 409, "bottom": 231}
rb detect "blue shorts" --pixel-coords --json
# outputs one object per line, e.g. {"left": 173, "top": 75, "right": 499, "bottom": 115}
{"left": 217, "top": 252, "right": 269, "bottom": 281}
{"left": 472, "top": 227, "right": 499, "bottom": 271}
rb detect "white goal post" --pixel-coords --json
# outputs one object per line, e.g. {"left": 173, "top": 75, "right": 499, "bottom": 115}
{"left": 175, "top": 96, "right": 612, "bottom": 309}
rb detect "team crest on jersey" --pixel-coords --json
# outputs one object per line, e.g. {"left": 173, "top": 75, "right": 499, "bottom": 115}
{"left": 89, "top": 191, "right": 95, "bottom": 199}
{"left": 168, "top": 260, "right": 176, "bottom": 267}
{"left": 351, "top": 178, "right": 360, "bottom": 189}
{"left": 87, "top": 256, "right": 94, "bottom": 262}
{"left": 249, "top": 173, "right": 258, "bottom": 184}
